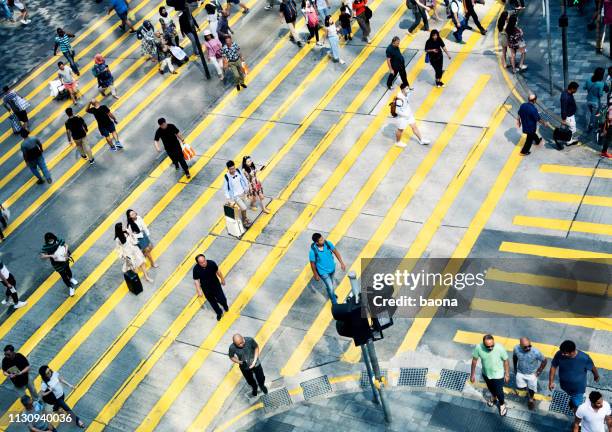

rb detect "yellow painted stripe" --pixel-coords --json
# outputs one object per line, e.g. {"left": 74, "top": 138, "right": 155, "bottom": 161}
{"left": 470, "top": 298, "right": 612, "bottom": 331}
{"left": 0, "top": 0, "right": 166, "bottom": 151}
{"left": 527, "top": 190, "right": 612, "bottom": 207}
{"left": 540, "top": 164, "right": 612, "bottom": 179}
{"left": 453, "top": 330, "right": 612, "bottom": 370}
{"left": 342, "top": 104, "right": 512, "bottom": 365}
{"left": 0, "top": 0, "right": 297, "bottom": 376}
{"left": 0, "top": 3, "right": 208, "bottom": 193}
{"left": 0, "top": 4, "right": 394, "bottom": 431}
{"left": 486, "top": 268, "right": 609, "bottom": 296}
{"left": 513, "top": 215, "right": 612, "bottom": 236}
{"left": 499, "top": 241, "right": 612, "bottom": 262}
{"left": 282, "top": 6, "right": 502, "bottom": 376}
{"left": 396, "top": 137, "right": 525, "bottom": 353}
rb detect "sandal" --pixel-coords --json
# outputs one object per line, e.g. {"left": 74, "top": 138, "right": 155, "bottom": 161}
{"left": 499, "top": 404, "right": 507, "bottom": 416}
{"left": 486, "top": 398, "right": 496, "bottom": 407}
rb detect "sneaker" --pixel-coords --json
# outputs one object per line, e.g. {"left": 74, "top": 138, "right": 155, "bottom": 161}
{"left": 316, "top": 41, "right": 323, "bottom": 46}
{"left": 437, "top": 81, "right": 446, "bottom": 88}
{"left": 216, "top": 312, "right": 223, "bottom": 321}
{"left": 186, "top": 173, "right": 191, "bottom": 179}
{"left": 81, "top": 154, "right": 88, "bottom": 159}
{"left": 520, "top": 151, "right": 531, "bottom": 156}
{"left": 519, "top": 64, "right": 528, "bottom": 71}
{"left": 47, "top": 178, "right": 53, "bottom": 184}
{"left": 601, "top": 152, "right": 611, "bottom": 158}
{"left": 109, "top": 145, "right": 118, "bottom": 152}
{"left": 70, "top": 278, "right": 78, "bottom": 285}
{"left": 20, "top": 19, "right": 30, "bottom": 25}
{"left": 236, "top": 84, "right": 241, "bottom": 91}
{"left": 419, "top": 138, "right": 431, "bottom": 145}
{"left": 264, "top": 4, "right": 272, "bottom": 9}
{"left": 13, "top": 301, "right": 27, "bottom": 309}
{"left": 261, "top": 386, "right": 268, "bottom": 394}
{"left": 89, "top": 158, "right": 95, "bottom": 165}
{"left": 243, "top": 7, "right": 250, "bottom": 13}
{"left": 395, "top": 141, "right": 407, "bottom": 148}
{"left": 36, "top": 179, "right": 45, "bottom": 185}
{"left": 251, "top": 387, "right": 258, "bottom": 397}
{"left": 241, "top": 83, "right": 247, "bottom": 89}
{"left": 69, "top": 287, "right": 75, "bottom": 297}
{"left": 339, "top": 59, "right": 345, "bottom": 64}
{"left": 223, "top": 303, "right": 229, "bottom": 312}
{"left": 115, "top": 141, "right": 124, "bottom": 149}
{"left": 1, "top": 299, "right": 7, "bottom": 305}
{"left": 297, "top": 40, "right": 303, "bottom": 47}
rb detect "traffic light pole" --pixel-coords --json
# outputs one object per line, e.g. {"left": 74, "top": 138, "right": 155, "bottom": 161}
{"left": 544, "top": 0, "right": 553, "bottom": 94}
{"left": 347, "top": 272, "right": 392, "bottom": 424}
{"left": 190, "top": 29, "right": 211, "bottom": 80}
{"left": 560, "top": 0, "right": 569, "bottom": 89}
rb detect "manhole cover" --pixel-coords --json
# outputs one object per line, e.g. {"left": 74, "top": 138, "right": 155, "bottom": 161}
{"left": 262, "top": 388, "right": 293, "bottom": 412}
{"left": 436, "top": 369, "right": 469, "bottom": 392}
{"left": 398, "top": 368, "right": 428, "bottom": 387}
{"left": 300, "top": 375, "right": 332, "bottom": 400}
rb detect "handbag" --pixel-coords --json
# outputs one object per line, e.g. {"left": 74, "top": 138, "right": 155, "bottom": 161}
{"left": 241, "top": 60, "right": 249, "bottom": 75}
{"left": 182, "top": 142, "right": 196, "bottom": 161}
{"left": 364, "top": 5, "right": 372, "bottom": 19}
{"left": 424, "top": 53, "right": 430, "bottom": 63}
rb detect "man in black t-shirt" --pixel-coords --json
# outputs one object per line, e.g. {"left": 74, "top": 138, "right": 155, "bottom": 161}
{"left": 385, "top": 36, "right": 411, "bottom": 90}
{"left": 192, "top": 254, "right": 228, "bottom": 320}
{"left": 86, "top": 100, "right": 122, "bottom": 151}
{"left": 154, "top": 117, "right": 191, "bottom": 179}
{"left": 279, "top": 0, "right": 302, "bottom": 46}
{"left": 2, "top": 345, "right": 38, "bottom": 398}
{"left": 65, "top": 107, "right": 94, "bottom": 164}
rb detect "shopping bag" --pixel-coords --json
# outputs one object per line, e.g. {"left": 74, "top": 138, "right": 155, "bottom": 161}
{"left": 241, "top": 61, "right": 249, "bottom": 75}
{"left": 182, "top": 142, "right": 196, "bottom": 161}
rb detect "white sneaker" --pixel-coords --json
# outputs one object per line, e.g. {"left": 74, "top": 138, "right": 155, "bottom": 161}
{"left": 419, "top": 138, "right": 431, "bottom": 145}
{"left": 316, "top": 42, "right": 323, "bottom": 46}
{"left": 70, "top": 278, "right": 78, "bottom": 285}
{"left": 13, "top": 301, "right": 27, "bottom": 309}
{"left": 395, "top": 141, "right": 407, "bottom": 148}
{"left": 264, "top": 4, "right": 272, "bottom": 9}
{"left": 69, "top": 287, "right": 75, "bottom": 297}
{"left": 1, "top": 299, "right": 7, "bottom": 305}
{"left": 339, "top": 59, "right": 346, "bottom": 65}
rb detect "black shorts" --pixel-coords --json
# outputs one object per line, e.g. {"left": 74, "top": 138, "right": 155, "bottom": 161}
{"left": 15, "top": 110, "right": 28, "bottom": 123}
{"left": 99, "top": 122, "right": 116, "bottom": 137}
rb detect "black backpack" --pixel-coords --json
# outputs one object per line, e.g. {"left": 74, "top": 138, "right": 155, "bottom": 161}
{"left": 224, "top": 168, "right": 243, "bottom": 192}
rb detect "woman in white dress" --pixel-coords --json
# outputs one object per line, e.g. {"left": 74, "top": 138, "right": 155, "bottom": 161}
{"left": 126, "top": 209, "right": 158, "bottom": 268}
{"left": 114, "top": 222, "right": 152, "bottom": 282}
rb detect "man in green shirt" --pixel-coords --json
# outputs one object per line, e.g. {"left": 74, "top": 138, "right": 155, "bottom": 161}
{"left": 470, "top": 334, "right": 510, "bottom": 416}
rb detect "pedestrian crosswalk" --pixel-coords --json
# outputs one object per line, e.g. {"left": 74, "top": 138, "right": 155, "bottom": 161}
{"left": 0, "top": 0, "right": 610, "bottom": 430}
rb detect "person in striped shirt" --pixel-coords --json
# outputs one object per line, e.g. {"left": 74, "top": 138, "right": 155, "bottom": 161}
{"left": 53, "top": 27, "right": 80, "bottom": 76}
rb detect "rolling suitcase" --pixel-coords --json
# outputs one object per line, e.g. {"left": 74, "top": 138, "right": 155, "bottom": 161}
{"left": 9, "top": 113, "right": 22, "bottom": 134}
{"left": 553, "top": 126, "right": 572, "bottom": 143}
{"left": 124, "top": 270, "right": 143, "bottom": 295}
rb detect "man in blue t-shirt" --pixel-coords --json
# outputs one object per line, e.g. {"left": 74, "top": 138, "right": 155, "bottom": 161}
{"left": 549, "top": 340, "right": 600, "bottom": 412}
{"left": 517, "top": 93, "right": 549, "bottom": 156}
{"left": 308, "top": 233, "right": 346, "bottom": 304}
{"left": 108, "top": 0, "right": 135, "bottom": 32}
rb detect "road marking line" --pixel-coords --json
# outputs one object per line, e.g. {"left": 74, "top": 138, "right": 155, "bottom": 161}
{"left": 0, "top": 0, "right": 314, "bottom": 370}
{"left": 0, "top": 0, "right": 167, "bottom": 151}
{"left": 499, "top": 241, "right": 612, "bottom": 262}
{"left": 540, "top": 164, "right": 612, "bottom": 179}
{"left": 527, "top": 190, "right": 612, "bottom": 207}
{"left": 396, "top": 135, "right": 525, "bottom": 353}
{"left": 513, "top": 215, "right": 612, "bottom": 236}
{"left": 0, "top": 2, "right": 391, "bottom": 427}
{"left": 342, "top": 103, "right": 510, "bottom": 364}
{"left": 470, "top": 298, "right": 612, "bottom": 331}
{"left": 485, "top": 268, "right": 609, "bottom": 296}
{"left": 453, "top": 330, "right": 612, "bottom": 370}
{"left": 283, "top": 4, "right": 502, "bottom": 375}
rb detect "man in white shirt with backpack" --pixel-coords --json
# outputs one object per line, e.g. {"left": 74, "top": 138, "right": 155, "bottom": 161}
{"left": 392, "top": 83, "right": 430, "bottom": 147}
{"left": 224, "top": 160, "right": 252, "bottom": 228}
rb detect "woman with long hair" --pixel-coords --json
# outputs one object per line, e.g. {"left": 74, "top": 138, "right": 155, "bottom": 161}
{"left": 323, "top": 15, "right": 345, "bottom": 64}
{"left": 242, "top": 156, "right": 270, "bottom": 214}
{"left": 40, "top": 232, "right": 78, "bottom": 297}
{"left": 302, "top": 0, "right": 322, "bottom": 45}
{"left": 425, "top": 29, "right": 451, "bottom": 87}
{"left": 497, "top": 11, "right": 509, "bottom": 69}
{"left": 115, "top": 222, "right": 152, "bottom": 282}
{"left": 39, "top": 365, "right": 85, "bottom": 428}
{"left": 506, "top": 14, "right": 527, "bottom": 74}
{"left": 585, "top": 67, "right": 607, "bottom": 131}
{"left": 126, "top": 209, "right": 158, "bottom": 269}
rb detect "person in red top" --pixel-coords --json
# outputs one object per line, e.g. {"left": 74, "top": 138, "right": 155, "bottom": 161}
{"left": 352, "top": 0, "right": 371, "bottom": 43}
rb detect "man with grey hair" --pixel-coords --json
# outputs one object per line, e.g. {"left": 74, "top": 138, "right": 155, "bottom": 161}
{"left": 517, "top": 93, "right": 550, "bottom": 156}
{"left": 513, "top": 337, "right": 547, "bottom": 410}
{"left": 229, "top": 334, "right": 268, "bottom": 396}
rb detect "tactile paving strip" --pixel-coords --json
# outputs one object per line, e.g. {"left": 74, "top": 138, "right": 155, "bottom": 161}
{"left": 360, "top": 369, "right": 388, "bottom": 388}
{"left": 397, "top": 368, "right": 428, "bottom": 387}
{"left": 261, "top": 388, "right": 293, "bottom": 412}
{"left": 300, "top": 375, "right": 333, "bottom": 400}
{"left": 436, "top": 369, "right": 469, "bottom": 392}
{"left": 549, "top": 390, "right": 575, "bottom": 417}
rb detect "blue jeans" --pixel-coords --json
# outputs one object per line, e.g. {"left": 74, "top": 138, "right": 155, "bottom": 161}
{"left": 320, "top": 272, "right": 337, "bottom": 304}
{"left": 0, "top": 0, "right": 12, "bottom": 19}
{"left": 62, "top": 50, "right": 80, "bottom": 75}
{"left": 328, "top": 34, "right": 340, "bottom": 61}
{"left": 26, "top": 156, "right": 52, "bottom": 182}
{"left": 567, "top": 391, "right": 585, "bottom": 409}
{"left": 318, "top": 6, "right": 330, "bottom": 23}
{"left": 453, "top": 17, "right": 469, "bottom": 42}
{"left": 587, "top": 101, "right": 600, "bottom": 130}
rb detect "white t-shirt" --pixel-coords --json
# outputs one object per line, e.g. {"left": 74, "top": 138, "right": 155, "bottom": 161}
{"left": 576, "top": 401, "right": 611, "bottom": 432}
{"left": 395, "top": 92, "right": 414, "bottom": 119}
{"left": 326, "top": 24, "right": 338, "bottom": 37}
{"left": 228, "top": 172, "right": 246, "bottom": 196}
{"left": 450, "top": 0, "right": 463, "bottom": 19}
{"left": 0, "top": 262, "right": 9, "bottom": 279}
{"left": 41, "top": 371, "right": 64, "bottom": 399}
